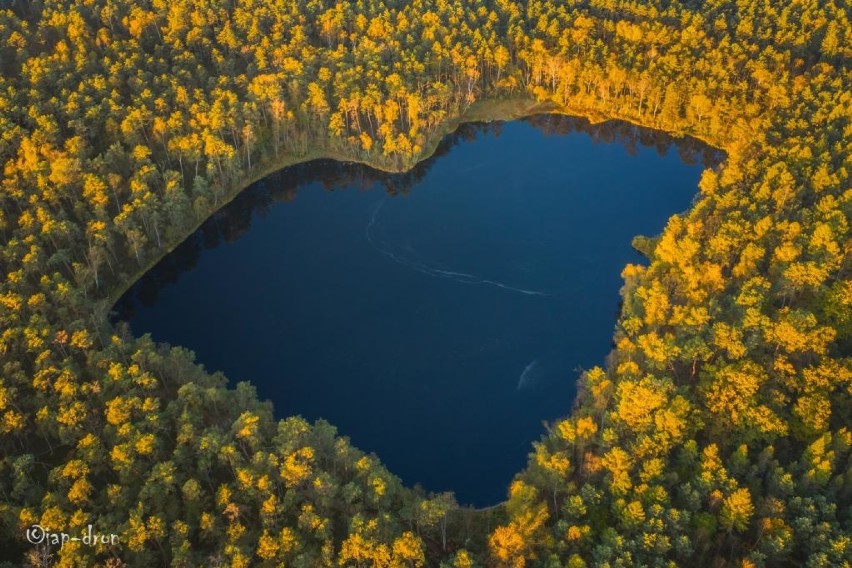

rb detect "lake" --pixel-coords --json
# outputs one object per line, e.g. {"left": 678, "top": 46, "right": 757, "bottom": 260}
{"left": 114, "top": 115, "right": 718, "bottom": 506}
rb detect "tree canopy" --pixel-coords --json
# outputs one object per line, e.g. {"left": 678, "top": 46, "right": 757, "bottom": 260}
{"left": 0, "top": 0, "right": 849, "bottom": 566}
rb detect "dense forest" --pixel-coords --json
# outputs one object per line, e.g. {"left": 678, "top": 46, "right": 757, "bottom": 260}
{"left": 0, "top": 0, "right": 849, "bottom": 566}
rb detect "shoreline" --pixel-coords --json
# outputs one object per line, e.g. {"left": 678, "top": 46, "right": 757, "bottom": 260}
{"left": 100, "top": 96, "right": 550, "bottom": 312}
{"left": 94, "top": 95, "right": 727, "bottom": 518}
{"left": 99, "top": 95, "right": 722, "bottom": 314}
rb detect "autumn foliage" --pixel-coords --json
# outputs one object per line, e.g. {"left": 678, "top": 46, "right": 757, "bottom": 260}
{"left": 0, "top": 0, "right": 849, "bottom": 566}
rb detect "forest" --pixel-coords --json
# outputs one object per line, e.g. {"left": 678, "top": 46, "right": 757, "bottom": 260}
{"left": 0, "top": 0, "right": 849, "bottom": 566}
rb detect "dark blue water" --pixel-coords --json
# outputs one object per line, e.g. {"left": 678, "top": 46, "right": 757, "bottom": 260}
{"left": 116, "top": 116, "right": 717, "bottom": 506}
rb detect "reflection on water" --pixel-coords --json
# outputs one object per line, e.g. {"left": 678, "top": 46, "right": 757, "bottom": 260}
{"left": 114, "top": 116, "right": 719, "bottom": 315}
{"left": 365, "top": 197, "right": 553, "bottom": 297}
{"left": 113, "top": 114, "right": 720, "bottom": 506}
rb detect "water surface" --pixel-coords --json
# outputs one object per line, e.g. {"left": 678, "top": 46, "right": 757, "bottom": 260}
{"left": 115, "top": 116, "right": 717, "bottom": 506}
